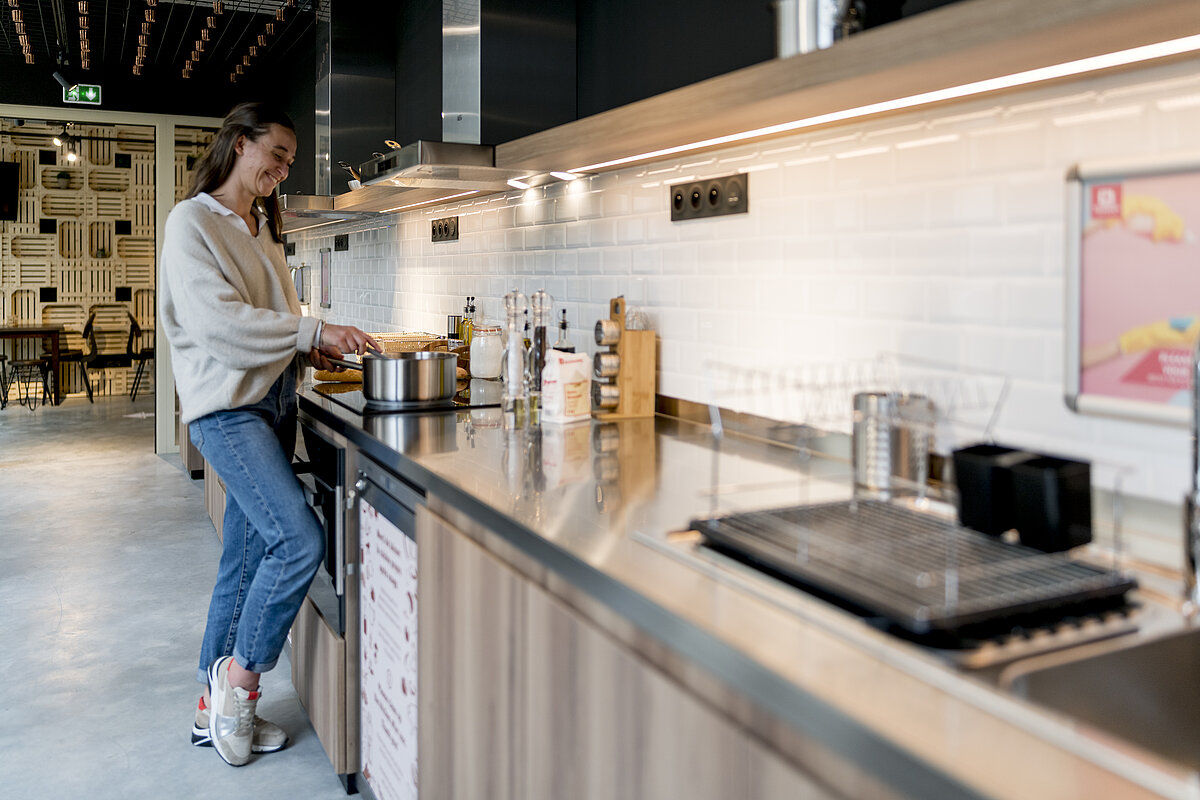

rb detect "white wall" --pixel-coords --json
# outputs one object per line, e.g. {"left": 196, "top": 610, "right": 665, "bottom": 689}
{"left": 292, "top": 57, "right": 1200, "bottom": 505}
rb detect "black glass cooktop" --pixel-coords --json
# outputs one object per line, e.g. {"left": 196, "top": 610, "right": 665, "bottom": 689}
{"left": 311, "top": 380, "right": 501, "bottom": 415}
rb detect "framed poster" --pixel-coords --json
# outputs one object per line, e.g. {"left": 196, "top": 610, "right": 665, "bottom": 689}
{"left": 319, "top": 247, "right": 331, "bottom": 309}
{"left": 1065, "top": 151, "right": 1200, "bottom": 427}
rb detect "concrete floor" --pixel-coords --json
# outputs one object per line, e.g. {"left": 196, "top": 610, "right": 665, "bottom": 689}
{"left": 0, "top": 395, "right": 353, "bottom": 799}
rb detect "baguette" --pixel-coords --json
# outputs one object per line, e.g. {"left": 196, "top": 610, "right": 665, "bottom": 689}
{"left": 314, "top": 368, "right": 362, "bottom": 383}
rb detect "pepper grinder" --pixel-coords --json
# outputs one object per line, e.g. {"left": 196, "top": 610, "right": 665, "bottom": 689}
{"left": 503, "top": 288, "right": 529, "bottom": 425}
{"left": 529, "top": 288, "right": 553, "bottom": 425}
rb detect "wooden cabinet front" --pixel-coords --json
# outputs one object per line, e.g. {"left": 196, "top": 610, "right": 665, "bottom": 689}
{"left": 417, "top": 504, "right": 840, "bottom": 800}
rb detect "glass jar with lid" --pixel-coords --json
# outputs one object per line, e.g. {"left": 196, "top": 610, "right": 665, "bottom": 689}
{"left": 469, "top": 323, "right": 503, "bottom": 379}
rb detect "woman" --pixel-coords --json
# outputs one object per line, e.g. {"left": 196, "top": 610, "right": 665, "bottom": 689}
{"left": 160, "top": 102, "right": 378, "bottom": 767}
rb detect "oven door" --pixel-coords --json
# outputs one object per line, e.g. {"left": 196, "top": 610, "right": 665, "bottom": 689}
{"left": 298, "top": 422, "right": 347, "bottom": 600}
{"left": 351, "top": 456, "right": 423, "bottom": 800}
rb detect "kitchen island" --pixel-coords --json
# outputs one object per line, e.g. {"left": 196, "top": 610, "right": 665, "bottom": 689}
{"left": 296, "top": 385, "right": 1195, "bottom": 800}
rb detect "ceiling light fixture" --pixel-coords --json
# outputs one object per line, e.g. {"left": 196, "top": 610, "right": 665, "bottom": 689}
{"left": 11, "top": 0, "right": 33, "bottom": 64}
{"left": 569, "top": 33, "right": 1200, "bottom": 174}
{"left": 133, "top": 0, "right": 157, "bottom": 76}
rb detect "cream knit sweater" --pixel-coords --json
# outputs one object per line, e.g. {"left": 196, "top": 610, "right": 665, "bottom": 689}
{"left": 160, "top": 194, "right": 320, "bottom": 424}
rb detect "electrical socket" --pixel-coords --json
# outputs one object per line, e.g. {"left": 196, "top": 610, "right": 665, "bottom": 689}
{"left": 669, "top": 173, "right": 749, "bottom": 221}
{"left": 333, "top": 233, "right": 350, "bottom": 251}
{"left": 431, "top": 216, "right": 459, "bottom": 243}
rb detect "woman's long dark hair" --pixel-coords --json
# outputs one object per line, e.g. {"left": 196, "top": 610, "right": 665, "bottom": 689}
{"left": 187, "top": 102, "right": 295, "bottom": 244}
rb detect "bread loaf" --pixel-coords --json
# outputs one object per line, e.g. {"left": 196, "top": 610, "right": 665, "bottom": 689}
{"left": 314, "top": 369, "right": 362, "bottom": 383}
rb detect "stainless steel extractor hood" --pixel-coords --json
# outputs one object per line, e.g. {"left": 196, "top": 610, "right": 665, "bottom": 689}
{"left": 283, "top": 0, "right": 574, "bottom": 229}
{"left": 357, "top": 141, "right": 524, "bottom": 190}
{"left": 279, "top": 194, "right": 376, "bottom": 233}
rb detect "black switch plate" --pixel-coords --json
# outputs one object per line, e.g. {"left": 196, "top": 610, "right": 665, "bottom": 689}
{"left": 284, "top": 242, "right": 296, "bottom": 256}
{"left": 334, "top": 233, "right": 350, "bottom": 251}
{"left": 669, "top": 173, "right": 749, "bottom": 222}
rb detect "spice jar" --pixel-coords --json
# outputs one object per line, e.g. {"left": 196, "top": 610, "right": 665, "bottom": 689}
{"left": 469, "top": 323, "right": 503, "bottom": 379}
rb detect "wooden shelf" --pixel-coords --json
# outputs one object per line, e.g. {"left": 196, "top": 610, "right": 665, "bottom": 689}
{"left": 496, "top": 0, "right": 1200, "bottom": 173}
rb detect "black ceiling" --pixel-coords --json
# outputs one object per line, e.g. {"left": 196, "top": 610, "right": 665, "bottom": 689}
{"left": 0, "top": 0, "right": 319, "bottom": 115}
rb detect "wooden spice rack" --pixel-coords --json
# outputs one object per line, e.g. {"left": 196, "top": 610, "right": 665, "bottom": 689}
{"left": 593, "top": 296, "right": 656, "bottom": 420}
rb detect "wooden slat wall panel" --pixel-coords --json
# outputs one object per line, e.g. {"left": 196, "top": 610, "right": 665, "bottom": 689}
{"left": 0, "top": 119, "right": 211, "bottom": 397}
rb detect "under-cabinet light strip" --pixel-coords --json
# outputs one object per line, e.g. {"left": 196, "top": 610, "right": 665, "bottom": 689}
{"left": 381, "top": 190, "right": 478, "bottom": 213}
{"left": 569, "top": 33, "right": 1200, "bottom": 174}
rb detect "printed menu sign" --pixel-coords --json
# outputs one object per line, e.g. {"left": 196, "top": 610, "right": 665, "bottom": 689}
{"left": 1069, "top": 156, "right": 1200, "bottom": 423}
{"left": 359, "top": 500, "right": 418, "bottom": 800}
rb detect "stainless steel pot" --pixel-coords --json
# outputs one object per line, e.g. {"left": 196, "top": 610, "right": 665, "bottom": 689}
{"left": 326, "top": 350, "right": 458, "bottom": 405}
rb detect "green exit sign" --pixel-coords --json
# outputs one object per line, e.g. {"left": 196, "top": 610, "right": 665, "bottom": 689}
{"left": 64, "top": 84, "right": 102, "bottom": 105}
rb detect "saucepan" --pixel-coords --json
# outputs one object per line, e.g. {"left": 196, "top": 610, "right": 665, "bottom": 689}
{"left": 326, "top": 350, "right": 458, "bottom": 405}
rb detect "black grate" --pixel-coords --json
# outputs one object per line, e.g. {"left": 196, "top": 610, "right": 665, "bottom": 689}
{"left": 693, "top": 500, "right": 1135, "bottom": 634}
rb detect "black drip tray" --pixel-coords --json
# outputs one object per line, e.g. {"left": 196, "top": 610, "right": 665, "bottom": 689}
{"left": 691, "top": 500, "right": 1136, "bottom": 639}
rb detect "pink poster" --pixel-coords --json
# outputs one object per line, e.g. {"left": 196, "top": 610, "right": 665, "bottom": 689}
{"left": 359, "top": 500, "right": 418, "bottom": 800}
{"left": 1078, "top": 167, "right": 1200, "bottom": 411}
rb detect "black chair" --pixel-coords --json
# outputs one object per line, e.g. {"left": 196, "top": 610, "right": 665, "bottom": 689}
{"left": 0, "top": 354, "right": 7, "bottom": 409}
{"left": 82, "top": 313, "right": 132, "bottom": 396}
{"left": 126, "top": 311, "right": 154, "bottom": 401}
{"left": 43, "top": 318, "right": 92, "bottom": 402}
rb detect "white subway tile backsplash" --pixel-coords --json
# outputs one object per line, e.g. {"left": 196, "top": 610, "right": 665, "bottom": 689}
{"left": 1003, "top": 279, "right": 1061, "bottom": 329}
{"left": 1001, "top": 173, "right": 1061, "bottom": 223}
{"left": 863, "top": 187, "right": 927, "bottom": 231}
{"left": 927, "top": 279, "right": 1004, "bottom": 325}
{"left": 602, "top": 248, "right": 632, "bottom": 275}
{"left": 808, "top": 278, "right": 861, "bottom": 318}
{"left": 618, "top": 217, "right": 646, "bottom": 244}
{"left": 967, "top": 226, "right": 1050, "bottom": 276}
{"left": 590, "top": 219, "right": 617, "bottom": 246}
{"left": 864, "top": 278, "right": 926, "bottom": 321}
{"left": 632, "top": 248, "right": 662, "bottom": 275}
{"left": 928, "top": 182, "right": 999, "bottom": 226}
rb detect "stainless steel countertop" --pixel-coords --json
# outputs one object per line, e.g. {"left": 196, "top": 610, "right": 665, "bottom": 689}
{"left": 299, "top": 386, "right": 1197, "bottom": 800}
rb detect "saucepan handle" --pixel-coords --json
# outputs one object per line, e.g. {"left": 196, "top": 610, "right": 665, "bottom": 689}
{"left": 325, "top": 357, "right": 363, "bottom": 371}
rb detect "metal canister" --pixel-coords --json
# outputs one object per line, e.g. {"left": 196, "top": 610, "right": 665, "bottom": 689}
{"left": 852, "top": 392, "right": 935, "bottom": 496}
{"left": 595, "top": 318, "right": 621, "bottom": 346}
{"left": 593, "top": 381, "right": 620, "bottom": 409}
{"left": 594, "top": 351, "right": 620, "bottom": 377}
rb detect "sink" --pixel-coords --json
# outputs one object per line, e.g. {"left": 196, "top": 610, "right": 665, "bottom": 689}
{"left": 1002, "top": 627, "right": 1200, "bottom": 771}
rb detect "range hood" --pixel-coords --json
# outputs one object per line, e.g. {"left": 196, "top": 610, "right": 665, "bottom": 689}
{"left": 285, "top": 0, "right": 576, "bottom": 231}
{"left": 279, "top": 194, "right": 376, "bottom": 233}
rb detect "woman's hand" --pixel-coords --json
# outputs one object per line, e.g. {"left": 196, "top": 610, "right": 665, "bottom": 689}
{"left": 321, "top": 323, "right": 380, "bottom": 356}
{"left": 314, "top": 323, "right": 381, "bottom": 372}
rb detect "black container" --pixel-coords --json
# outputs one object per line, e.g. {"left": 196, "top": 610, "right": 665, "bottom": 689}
{"left": 1010, "top": 455, "right": 1093, "bottom": 552}
{"left": 952, "top": 444, "right": 1035, "bottom": 535}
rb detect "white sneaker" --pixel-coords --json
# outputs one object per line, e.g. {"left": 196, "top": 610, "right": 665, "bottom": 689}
{"left": 206, "top": 656, "right": 259, "bottom": 767}
{"left": 193, "top": 697, "right": 289, "bottom": 753}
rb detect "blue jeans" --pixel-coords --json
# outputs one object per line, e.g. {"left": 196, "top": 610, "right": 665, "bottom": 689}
{"left": 189, "top": 366, "right": 324, "bottom": 683}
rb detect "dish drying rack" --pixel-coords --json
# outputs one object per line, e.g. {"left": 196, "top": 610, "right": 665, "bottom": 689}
{"left": 704, "top": 352, "right": 1010, "bottom": 445}
{"left": 686, "top": 355, "right": 1139, "bottom": 663}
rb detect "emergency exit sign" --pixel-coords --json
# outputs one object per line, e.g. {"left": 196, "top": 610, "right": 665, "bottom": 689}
{"left": 63, "top": 84, "right": 102, "bottom": 105}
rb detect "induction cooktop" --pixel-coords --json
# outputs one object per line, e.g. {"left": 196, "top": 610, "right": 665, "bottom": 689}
{"left": 311, "top": 380, "right": 501, "bottom": 415}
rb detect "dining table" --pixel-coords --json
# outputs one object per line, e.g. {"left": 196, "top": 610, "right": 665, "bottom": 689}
{"left": 0, "top": 323, "right": 64, "bottom": 405}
